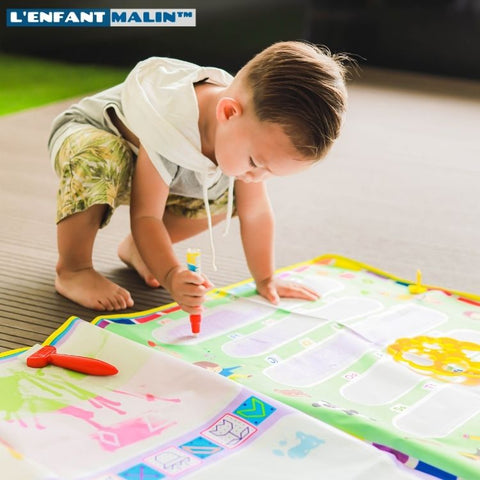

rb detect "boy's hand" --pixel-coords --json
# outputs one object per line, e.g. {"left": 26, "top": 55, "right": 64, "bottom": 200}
{"left": 256, "top": 277, "right": 320, "bottom": 305}
{"left": 164, "top": 266, "right": 214, "bottom": 314}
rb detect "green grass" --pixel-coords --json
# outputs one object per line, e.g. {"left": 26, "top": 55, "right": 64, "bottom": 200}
{"left": 0, "top": 54, "right": 129, "bottom": 116}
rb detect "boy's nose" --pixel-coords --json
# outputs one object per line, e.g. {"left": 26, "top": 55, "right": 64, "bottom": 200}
{"left": 238, "top": 168, "right": 270, "bottom": 183}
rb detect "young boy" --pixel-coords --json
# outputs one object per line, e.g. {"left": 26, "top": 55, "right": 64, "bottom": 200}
{"left": 48, "top": 41, "right": 348, "bottom": 313}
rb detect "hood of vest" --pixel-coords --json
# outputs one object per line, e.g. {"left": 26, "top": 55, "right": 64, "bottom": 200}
{"left": 121, "top": 57, "right": 235, "bottom": 270}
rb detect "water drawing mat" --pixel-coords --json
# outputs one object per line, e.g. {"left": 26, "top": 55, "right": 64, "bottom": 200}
{"left": 0, "top": 318, "right": 422, "bottom": 480}
{"left": 94, "top": 254, "right": 480, "bottom": 480}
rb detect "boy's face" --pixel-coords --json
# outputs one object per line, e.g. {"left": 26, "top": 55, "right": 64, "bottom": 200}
{"left": 214, "top": 98, "right": 313, "bottom": 183}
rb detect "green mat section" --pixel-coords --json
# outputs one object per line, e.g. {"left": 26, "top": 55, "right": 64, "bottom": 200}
{"left": 0, "top": 54, "right": 129, "bottom": 116}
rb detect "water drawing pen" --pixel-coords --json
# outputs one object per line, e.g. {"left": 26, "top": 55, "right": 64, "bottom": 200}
{"left": 186, "top": 248, "right": 202, "bottom": 334}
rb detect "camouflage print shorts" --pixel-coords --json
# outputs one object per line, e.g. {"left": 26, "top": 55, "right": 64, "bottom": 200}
{"left": 54, "top": 125, "right": 233, "bottom": 228}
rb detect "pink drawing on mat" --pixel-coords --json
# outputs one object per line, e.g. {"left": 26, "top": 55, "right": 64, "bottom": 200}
{"left": 92, "top": 415, "right": 176, "bottom": 451}
{"left": 60, "top": 399, "right": 177, "bottom": 451}
{"left": 114, "top": 389, "right": 181, "bottom": 404}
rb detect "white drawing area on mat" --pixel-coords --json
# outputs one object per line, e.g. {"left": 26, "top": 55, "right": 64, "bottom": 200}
{"left": 393, "top": 386, "right": 480, "bottom": 438}
{"left": 265, "top": 331, "right": 372, "bottom": 388}
{"left": 306, "top": 297, "right": 383, "bottom": 322}
{"left": 445, "top": 329, "right": 480, "bottom": 346}
{"left": 349, "top": 304, "right": 447, "bottom": 347}
{"left": 223, "top": 297, "right": 382, "bottom": 358}
{"left": 152, "top": 301, "right": 273, "bottom": 345}
{"left": 223, "top": 312, "right": 324, "bottom": 358}
{"left": 263, "top": 303, "right": 448, "bottom": 389}
{"left": 340, "top": 359, "right": 423, "bottom": 406}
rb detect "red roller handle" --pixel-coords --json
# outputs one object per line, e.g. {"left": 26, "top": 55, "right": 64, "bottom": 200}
{"left": 49, "top": 354, "right": 118, "bottom": 376}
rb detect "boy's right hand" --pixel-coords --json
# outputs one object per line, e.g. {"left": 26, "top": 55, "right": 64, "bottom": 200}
{"left": 164, "top": 266, "right": 214, "bottom": 314}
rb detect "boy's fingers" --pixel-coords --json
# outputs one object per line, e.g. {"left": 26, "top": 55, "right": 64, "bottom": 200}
{"left": 299, "top": 291, "right": 319, "bottom": 300}
{"left": 183, "top": 271, "right": 203, "bottom": 284}
{"left": 181, "top": 304, "right": 203, "bottom": 314}
{"left": 200, "top": 274, "right": 214, "bottom": 289}
{"left": 182, "top": 290, "right": 206, "bottom": 303}
{"left": 184, "top": 271, "right": 214, "bottom": 288}
{"left": 182, "top": 284, "right": 208, "bottom": 296}
{"left": 277, "top": 283, "right": 319, "bottom": 301}
{"left": 266, "top": 285, "right": 279, "bottom": 304}
{"left": 296, "top": 287, "right": 319, "bottom": 299}
{"left": 270, "top": 295, "right": 280, "bottom": 304}
{"left": 304, "top": 286, "right": 320, "bottom": 298}
{"left": 179, "top": 295, "right": 205, "bottom": 309}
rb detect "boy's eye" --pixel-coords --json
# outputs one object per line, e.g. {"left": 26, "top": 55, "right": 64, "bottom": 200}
{"left": 249, "top": 157, "right": 257, "bottom": 168}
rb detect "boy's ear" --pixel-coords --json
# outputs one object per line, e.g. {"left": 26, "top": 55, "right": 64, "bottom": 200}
{"left": 216, "top": 97, "right": 242, "bottom": 122}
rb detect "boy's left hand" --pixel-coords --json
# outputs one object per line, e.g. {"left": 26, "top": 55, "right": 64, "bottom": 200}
{"left": 256, "top": 277, "right": 320, "bottom": 305}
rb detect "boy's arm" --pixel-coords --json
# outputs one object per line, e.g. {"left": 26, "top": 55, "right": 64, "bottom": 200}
{"left": 130, "top": 145, "right": 212, "bottom": 313}
{"left": 235, "top": 180, "right": 319, "bottom": 303}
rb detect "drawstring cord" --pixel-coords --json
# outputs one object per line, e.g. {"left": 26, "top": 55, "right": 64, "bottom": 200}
{"left": 202, "top": 175, "right": 235, "bottom": 272}
{"left": 223, "top": 176, "right": 235, "bottom": 237}
{"left": 202, "top": 179, "right": 217, "bottom": 271}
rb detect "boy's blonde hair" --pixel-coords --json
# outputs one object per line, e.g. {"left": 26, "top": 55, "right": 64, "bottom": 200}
{"left": 241, "top": 41, "right": 348, "bottom": 161}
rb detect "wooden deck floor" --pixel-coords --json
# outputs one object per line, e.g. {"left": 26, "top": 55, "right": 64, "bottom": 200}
{"left": 1, "top": 67, "right": 479, "bottom": 353}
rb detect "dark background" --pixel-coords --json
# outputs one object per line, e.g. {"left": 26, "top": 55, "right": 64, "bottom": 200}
{"left": 1, "top": 0, "right": 479, "bottom": 79}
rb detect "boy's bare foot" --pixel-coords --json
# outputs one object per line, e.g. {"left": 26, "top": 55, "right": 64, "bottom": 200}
{"left": 117, "top": 235, "right": 161, "bottom": 288}
{"left": 55, "top": 267, "right": 134, "bottom": 311}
